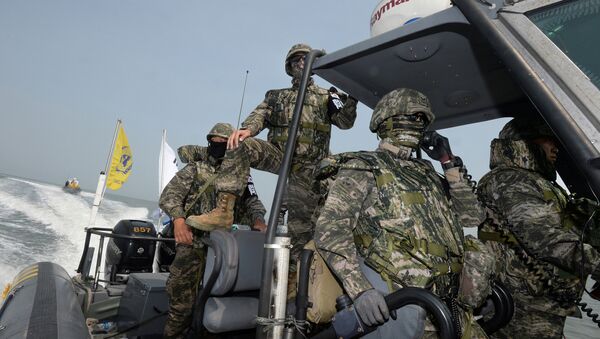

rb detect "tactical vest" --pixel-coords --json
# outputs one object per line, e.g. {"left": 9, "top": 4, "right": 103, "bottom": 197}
{"left": 265, "top": 85, "right": 332, "bottom": 162}
{"left": 321, "top": 151, "right": 465, "bottom": 296}
{"left": 478, "top": 167, "right": 581, "bottom": 304}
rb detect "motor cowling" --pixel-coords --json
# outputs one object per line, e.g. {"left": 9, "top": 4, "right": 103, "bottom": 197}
{"left": 105, "top": 219, "right": 157, "bottom": 282}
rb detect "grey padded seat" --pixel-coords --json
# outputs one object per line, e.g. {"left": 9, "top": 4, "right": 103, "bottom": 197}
{"left": 202, "top": 229, "right": 265, "bottom": 333}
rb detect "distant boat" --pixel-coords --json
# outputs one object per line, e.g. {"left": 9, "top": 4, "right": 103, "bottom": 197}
{"left": 63, "top": 177, "right": 81, "bottom": 194}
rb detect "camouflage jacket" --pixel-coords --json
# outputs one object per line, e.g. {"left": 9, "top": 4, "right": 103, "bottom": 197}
{"left": 159, "top": 156, "right": 266, "bottom": 226}
{"left": 241, "top": 80, "right": 357, "bottom": 162}
{"left": 315, "top": 146, "right": 482, "bottom": 299}
{"left": 478, "top": 138, "right": 600, "bottom": 315}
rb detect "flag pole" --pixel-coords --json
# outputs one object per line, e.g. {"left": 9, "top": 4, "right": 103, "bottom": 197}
{"left": 89, "top": 119, "right": 121, "bottom": 227}
{"left": 159, "top": 129, "right": 167, "bottom": 200}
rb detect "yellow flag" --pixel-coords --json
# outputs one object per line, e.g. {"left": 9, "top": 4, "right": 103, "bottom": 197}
{"left": 106, "top": 125, "right": 133, "bottom": 190}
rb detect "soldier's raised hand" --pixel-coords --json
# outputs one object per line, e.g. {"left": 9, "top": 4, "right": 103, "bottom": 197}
{"left": 421, "top": 131, "right": 452, "bottom": 163}
{"left": 228, "top": 129, "right": 252, "bottom": 150}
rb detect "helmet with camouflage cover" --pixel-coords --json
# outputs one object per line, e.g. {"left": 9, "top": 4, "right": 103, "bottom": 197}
{"left": 499, "top": 116, "right": 554, "bottom": 140}
{"left": 206, "top": 122, "right": 234, "bottom": 141}
{"left": 369, "top": 88, "right": 434, "bottom": 133}
{"left": 285, "top": 43, "right": 312, "bottom": 76}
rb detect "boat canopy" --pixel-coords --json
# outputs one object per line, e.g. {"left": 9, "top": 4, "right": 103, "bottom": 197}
{"left": 313, "top": 6, "right": 536, "bottom": 129}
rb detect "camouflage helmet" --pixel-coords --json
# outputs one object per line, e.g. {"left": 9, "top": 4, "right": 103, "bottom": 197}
{"left": 285, "top": 43, "right": 311, "bottom": 76}
{"left": 369, "top": 88, "right": 434, "bottom": 133}
{"left": 499, "top": 117, "right": 554, "bottom": 140}
{"left": 206, "top": 122, "right": 234, "bottom": 141}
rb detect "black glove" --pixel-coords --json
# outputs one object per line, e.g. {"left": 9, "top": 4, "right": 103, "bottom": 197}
{"left": 421, "top": 131, "right": 452, "bottom": 163}
{"left": 354, "top": 289, "right": 390, "bottom": 326}
{"left": 590, "top": 282, "right": 600, "bottom": 301}
{"left": 328, "top": 87, "right": 345, "bottom": 114}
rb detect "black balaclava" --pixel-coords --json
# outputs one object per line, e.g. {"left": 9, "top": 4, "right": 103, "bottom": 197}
{"left": 207, "top": 141, "right": 227, "bottom": 160}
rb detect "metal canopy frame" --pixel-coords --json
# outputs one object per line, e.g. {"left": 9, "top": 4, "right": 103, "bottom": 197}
{"left": 313, "top": 6, "right": 537, "bottom": 130}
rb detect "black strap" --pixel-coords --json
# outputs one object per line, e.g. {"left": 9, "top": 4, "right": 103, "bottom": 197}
{"left": 27, "top": 262, "right": 57, "bottom": 339}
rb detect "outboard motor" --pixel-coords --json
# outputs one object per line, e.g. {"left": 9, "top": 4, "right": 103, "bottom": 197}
{"left": 157, "top": 220, "right": 176, "bottom": 272}
{"left": 105, "top": 219, "right": 157, "bottom": 283}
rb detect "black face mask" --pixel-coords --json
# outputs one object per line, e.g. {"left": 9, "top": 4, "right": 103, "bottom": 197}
{"left": 207, "top": 141, "right": 227, "bottom": 159}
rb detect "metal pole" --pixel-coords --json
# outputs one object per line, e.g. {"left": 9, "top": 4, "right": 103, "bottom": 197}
{"left": 89, "top": 120, "right": 121, "bottom": 227}
{"left": 76, "top": 229, "right": 93, "bottom": 273}
{"left": 271, "top": 237, "right": 291, "bottom": 338}
{"left": 452, "top": 0, "right": 600, "bottom": 197}
{"left": 256, "top": 49, "right": 325, "bottom": 338}
{"left": 93, "top": 235, "right": 106, "bottom": 289}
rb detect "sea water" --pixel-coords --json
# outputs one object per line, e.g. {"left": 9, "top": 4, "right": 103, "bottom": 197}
{"left": 0, "top": 174, "right": 599, "bottom": 337}
{"left": 0, "top": 175, "right": 153, "bottom": 288}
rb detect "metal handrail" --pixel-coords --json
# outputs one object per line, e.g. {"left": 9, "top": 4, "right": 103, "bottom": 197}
{"left": 75, "top": 227, "right": 175, "bottom": 287}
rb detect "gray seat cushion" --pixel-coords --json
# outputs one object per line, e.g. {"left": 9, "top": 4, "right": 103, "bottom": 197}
{"left": 202, "top": 296, "right": 258, "bottom": 333}
{"left": 201, "top": 230, "right": 265, "bottom": 333}
{"left": 203, "top": 230, "right": 266, "bottom": 295}
{"left": 203, "top": 230, "right": 239, "bottom": 295}
{"left": 230, "top": 230, "right": 265, "bottom": 292}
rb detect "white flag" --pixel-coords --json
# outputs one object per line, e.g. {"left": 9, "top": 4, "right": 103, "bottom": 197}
{"left": 159, "top": 129, "right": 178, "bottom": 197}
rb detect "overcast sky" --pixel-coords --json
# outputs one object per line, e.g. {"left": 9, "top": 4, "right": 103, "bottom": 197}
{"left": 0, "top": 1, "right": 507, "bottom": 206}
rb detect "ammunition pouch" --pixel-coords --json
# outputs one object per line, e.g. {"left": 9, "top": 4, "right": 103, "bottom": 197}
{"left": 271, "top": 121, "right": 331, "bottom": 144}
{"left": 270, "top": 122, "right": 331, "bottom": 161}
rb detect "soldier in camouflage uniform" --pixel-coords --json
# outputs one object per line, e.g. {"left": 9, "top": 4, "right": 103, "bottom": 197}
{"left": 187, "top": 43, "right": 358, "bottom": 277}
{"left": 478, "top": 117, "right": 600, "bottom": 338}
{"left": 159, "top": 122, "right": 267, "bottom": 339}
{"left": 315, "top": 88, "right": 487, "bottom": 338}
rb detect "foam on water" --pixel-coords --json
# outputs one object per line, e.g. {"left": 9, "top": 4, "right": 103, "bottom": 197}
{"left": 0, "top": 176, "right": 151, "bottom": 287}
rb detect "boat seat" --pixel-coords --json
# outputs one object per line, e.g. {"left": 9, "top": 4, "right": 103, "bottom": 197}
{"left": 201, "top": 229, "right": 265, "bottom": 333}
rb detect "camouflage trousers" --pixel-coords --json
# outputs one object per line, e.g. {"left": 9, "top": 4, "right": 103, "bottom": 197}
{"left": 491, "top": 301, "right": 565, "bottom": 339}
{"left": 164, "top": 239, "right": 207, "bottom": 339}
{"left": 216, "top": 137, "right": 321, "bottom": 272}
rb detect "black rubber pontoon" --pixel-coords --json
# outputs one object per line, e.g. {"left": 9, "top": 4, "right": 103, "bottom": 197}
{"left": 0, "top": 262, "right": 88, "bottom": 339}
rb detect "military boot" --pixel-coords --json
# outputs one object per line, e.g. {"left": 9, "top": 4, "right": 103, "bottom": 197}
{"left": 186, "top": 192, "right": 236, "bottom": 231}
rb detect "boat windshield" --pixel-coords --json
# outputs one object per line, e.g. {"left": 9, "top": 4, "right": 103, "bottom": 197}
{"left": 528, "top": 0, "right": 600, "bottom": 90}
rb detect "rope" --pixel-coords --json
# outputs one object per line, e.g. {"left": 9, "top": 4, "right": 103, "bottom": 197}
{"left": 256, "top": 315, "right": 311, "bottom": 338}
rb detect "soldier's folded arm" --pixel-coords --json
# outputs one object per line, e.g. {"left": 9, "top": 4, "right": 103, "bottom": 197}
{"left": 499, "top": 181, "right": 600, "bottom": 280}
{"left": 159, "top": 164, "right": 197, "bottom": 219}
{"left": 443, "top": 165, "right": 485, "bottom": 228}
{"left": 177, "top": 145, "right": 207, "bottom": 164}
{"left": 315, "top": 166, "right": 375, "bottom": 299}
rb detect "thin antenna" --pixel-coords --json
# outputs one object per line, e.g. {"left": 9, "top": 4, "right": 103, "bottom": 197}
{"left": 236, "top": 70, "right": 250, "bottom": 129}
